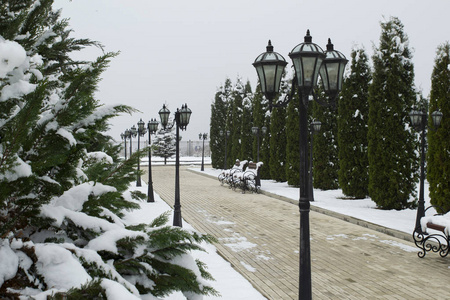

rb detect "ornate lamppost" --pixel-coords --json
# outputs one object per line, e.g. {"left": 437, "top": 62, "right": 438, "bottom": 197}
{"left": 253, "top": 31, "right": 347, "bottom": 299}
{"left": 136, "top": 119, "right": 147, "bottom": 187}
{"left": 199, "top": 133, "right": 208, "bottom": 171}
{"left": 219, "top": 130, "right": 230, "bottom": 169}
{"left": 251, "top": 126, "right": 267, "bottom": 162}
{"left": 409, "top": 109, "right": 443, "bottom": 234}
{"left": 129, "top": 125, "right": 137, "bottom": 156}
{"left": 121, "top": 132, "right": 127, "bottom": 159}
{"left": 308, "top": 120, "right": 321, "bottom": 202}
{"left": 147, "top": 118, "right": 159, "bottom": 202}
{"left": 159, "top": 104, "right": 192, "bottom": 227}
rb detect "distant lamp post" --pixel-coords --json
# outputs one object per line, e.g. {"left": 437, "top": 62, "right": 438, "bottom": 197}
{"left": 409, "top": 109, "right": 443, "bottom": 234}
{"left": 219, "top": 130, "right": 231, "bottom": 169}
{"left": 136, "top": 119, "right": 147, "bottom": 187}
{"left": 253, "top": 32, "right": 347, "bottom": 299}
{"left": 129, "top": 125, "right": 137, "bottom": 156}
{"left": 121, "top": 132, "right": 127, "bottom": 159}
{"left": 199, "top": 133, "right": 208, "bottom": 171}
{"left": 147, "top": 118, "right": 159, "bottom": 202}
{"left": 308, "top": 120, "right": 322, "bottom": 202}
{"left": 252, "top": 126, "right": 267, "bottom": 162}
{"left": 159, "top": 104, "right": 192, "bottom": 227}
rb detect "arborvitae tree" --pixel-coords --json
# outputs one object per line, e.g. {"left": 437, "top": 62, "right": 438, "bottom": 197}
{"left": 152, "top": 128, "right": 176, "bottom": 164}
{"left": 312, "top": 92, "right": 339, "bottom": 190}
{"left": 229, "top": 77, "right": 244, "bottom": 162}
{"left": 368, "top": 16, "right": 418, "bottom": 209}
{"left": 240, "top": 81, "right": 254, "bottom": 160}
{"left": 0, "top": 1, "right": 217, "bottom": 298}
{"left": 252, "top": 84, "right": 271, "bottom": 178}
{"left": 210, "top": 87, "right": 227, "bottom": 168}
{"left": 222, "top": 78, "right": 234, "bottom": 168}
{"left": 428, "top": 42, "right": 450, "bottom": 213}
{"left": 269, "top": 106, "right": 287, "bottom": 181}
{"left": 338, "top": 47, "right": 371, "bottom": 198}
{"left": 285, "top": 77, "right": 300, "bottom": 186}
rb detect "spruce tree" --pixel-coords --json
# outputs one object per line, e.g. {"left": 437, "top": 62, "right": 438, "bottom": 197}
{"left": 222, "top": 78, "right": 234, "bottom": 168}
{"left": 0, "top": 1, "right": 218, "bottom": 298}
{"left": 338, "top": 47, "right": 371, "bottom": 198}
{"left": 428, "top": 42, "right": 450, "bottom": 213}
{"left": 152, "top": 128, "right": 176, "bottom": 165}
{"left": 368, "top": 16, "right": 419, "bottom": 209}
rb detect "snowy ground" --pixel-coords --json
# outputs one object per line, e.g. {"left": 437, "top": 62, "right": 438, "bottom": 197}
{"left": 129, "top": 156, "right": 438, "bottom": 299}
{"left": 126, "top": 182, "right": 266, "bottom": 300}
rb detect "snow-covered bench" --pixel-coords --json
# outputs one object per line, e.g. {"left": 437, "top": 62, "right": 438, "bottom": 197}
{"left": 413, "top": 206, "right": 450, "bottom": 258}
{"left": 218, "top": 159, "right": 247, "bottom": 188}
{"left": 233, "top": 161, "right": 263, "bottom": 194}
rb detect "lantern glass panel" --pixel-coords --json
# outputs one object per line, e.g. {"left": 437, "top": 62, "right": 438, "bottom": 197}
{"left": 431, "top": 110, "right": 443, "bottom": 128}
{"left": 409, "top": 110, "right": 422, "bottom": 127}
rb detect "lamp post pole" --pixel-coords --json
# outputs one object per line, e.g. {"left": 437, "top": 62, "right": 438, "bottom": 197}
{"left": 159, "top": 104, "right": 192, "bottom": 227}
{"left": 199, "top": 133, "right": 207, "bottom": 171}
{"left": 308, "top": 120, "right": 322, "bottom": 202}
{"left": 253, "top": 32, "right": 347, "bottom": 299}
{"left": 409, "top": 109, "right": 443, "bottom": 234}
{"left": 252, "top": 126, "right": 267, "bottom": 162}
{"left": 136, "top": 119, "right": 147, "bottom": 187}
{"left": 147, "top": 119, "right": 159, "bottom": 202}
{"left": 121, "top": 132, "right": 127, "bottom": 160}
{"left": 129, "top": 125, "right": 137, "bottom": 157}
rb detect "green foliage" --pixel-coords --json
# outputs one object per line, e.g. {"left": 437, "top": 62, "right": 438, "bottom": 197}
{"left": 240, "top": 81, "right": 254, "bottom": 161}
{"left": 252, "top": 84, "right": 271, "bottom": 178}
{"left": 269, "top": 106, "right": 287, "bottom": 182}
{"left": 0, "top": 1, "right": 218, "bottom": 298}
{"left": 229, "top": 78, "right": 245, "bottom": 163}
{"left": 312, "top": 96, "right": 339, "bottom": 190}
{"left": 152, "top": 128, "right": 176, "bottom": 165}
{"left": 428, "top": 42, "right": 450, "bottom": 213}
{"left": 338, "top": 47, "right": 371, "bottom": 198}
{"left": 367, "top": 16, "right": 418, "bottom": 209}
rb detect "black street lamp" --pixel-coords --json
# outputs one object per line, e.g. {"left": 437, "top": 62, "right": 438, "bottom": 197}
{"left": 159, "top": 104, "right": 192, "bottom": 227}
{"left": 199, "top": 133, "right": 208, "bottom": 171}
{"left": 129, "top": 125, "right": 137, "bottom": 156}
{"left": 251, "top": 126, "right": 267, "bottom": 162}
{"left": 136, "top": 119, "right": 147, "bottom": 187}
{"left": 219, "top": 130, "right": 231, "bottom": 169}
{"left": 253, "top": 31, "right": 347, "bottom": 299}
{"left": 147, "top": 118, "right": 159, "bottom": 202}
{"left": 121, "top": 132, "right": 127, "bottom": 159}
{"left": 308, "top": 120, "right": 322, "bottom": 202}
{"left": 409, "top": 109, "right": 443, "bottom": 234}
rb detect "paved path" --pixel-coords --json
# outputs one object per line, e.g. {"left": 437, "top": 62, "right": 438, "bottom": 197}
{"left": 146, "top": 166, "right": 450, "bottom": 299}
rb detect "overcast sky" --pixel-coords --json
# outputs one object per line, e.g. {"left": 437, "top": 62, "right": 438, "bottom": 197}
{"left": 53, "top": 0, "right": 450, "bottom": 142}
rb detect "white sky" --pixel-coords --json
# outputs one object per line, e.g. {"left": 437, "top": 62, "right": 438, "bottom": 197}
{"left": 53, "top": 0, "right": 450, "bottom": 142}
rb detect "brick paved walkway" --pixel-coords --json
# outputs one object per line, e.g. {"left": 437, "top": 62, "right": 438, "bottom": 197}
{"left": 146, "top": 165, "right": 450, "bottom": 299}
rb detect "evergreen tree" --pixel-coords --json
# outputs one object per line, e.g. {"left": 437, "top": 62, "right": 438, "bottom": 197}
{"left": 285, "top": 79, "right": 300, "bottom": 186}
{"left": 252, "top": 84, "right": 271, "bottom": 178}
{"left": 152, "top": 128, "right": 176, "bottom": 165}
{"left": 428, "top": 42, "right": 450, "bottom": 213}
{"left": 209, "top": 88, "right": 227, "bottom": 168}
{"left": 269, "top": 105, "right": 287, "bottom": 182}
{"left": 368, "top": 16, "right": 418, "bottom": 209}
{"left": 338, "top": 47, "right": 371, "bottom": 198}
{"left": 312, "top": 93, "right": 339, "bottom": 190}
{"left": 0, "top": 1, "right": 217, "bottom": 298}
{"left": 240, "top": 81, "right": 254, "bottom": 161}
{"left": 229, "top": 77, "right": 244, "bottom": 162}
{"left": 222, "top": 78, "right": 234, "bottom": 168}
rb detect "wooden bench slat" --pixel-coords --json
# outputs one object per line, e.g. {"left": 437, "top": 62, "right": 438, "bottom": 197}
{"left": 426, "top": 222, "right": 447, "bottom": 234}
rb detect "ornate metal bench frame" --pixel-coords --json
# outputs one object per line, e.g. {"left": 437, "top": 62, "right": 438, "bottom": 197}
{"left": 413, "top": 206, "right": 449, "bottom": 258}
